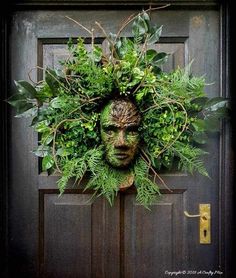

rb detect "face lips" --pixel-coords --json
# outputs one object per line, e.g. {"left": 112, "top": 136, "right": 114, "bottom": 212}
{"left": 114, "top": 152, "right": 129, "bottom": 160}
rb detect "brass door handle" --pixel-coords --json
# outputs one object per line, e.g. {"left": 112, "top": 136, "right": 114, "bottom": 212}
{"left": 184, "top": 204, "right": 211, "bottom": 244}
{"left": 184, "top": 211, "right": 200, "bottom": 217}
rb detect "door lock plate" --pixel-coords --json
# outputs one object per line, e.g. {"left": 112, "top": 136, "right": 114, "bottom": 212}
{"left": 199, "top": 204, "right": 211, "bottom": 244}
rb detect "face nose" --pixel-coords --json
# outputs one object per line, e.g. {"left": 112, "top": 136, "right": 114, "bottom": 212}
{"left": 114, "top": 130, "right": 127, "bottom": 148}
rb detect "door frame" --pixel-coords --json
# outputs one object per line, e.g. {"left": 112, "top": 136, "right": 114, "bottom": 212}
{"left": 0, "top": 1, "right": 234, "bottom": 277}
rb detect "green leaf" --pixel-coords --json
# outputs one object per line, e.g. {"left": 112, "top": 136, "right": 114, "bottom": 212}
{"left": 147, "top": 25, "right": 163, "bottom": 45}
{"left": 92, "top": 46, "right": 103, "bottom": 62}
{"left": 192, "top": 132, "right": 208, "bottom": 144}
{"left": 132, "top": 14, "right": 149, "bottom": 36}
{"left": 15, "top": 101, "right": 34, "bottom": 115}
{"left": 35, "top": 83, "right": 54, "bottom": 102}
{"left": 7, "top": 92, "right": 34, "bottom": 115}
{"left": 30, "top": 114, "right": 46, "bottom": 126}
{"left": 33, "top": 145, "right": 50, "bottom": 157}
{"left": 41, "top": 133, "right": 54, "bottom": 145}
{"left": 191, "top": 96, "right": 209, "bottom": 107}
{"left": 192, "top": 119, "right": 206, "bottom": 132}
{"left": 152, "top": 52, "right": 168, "bottom": 66}
{"left": 135, "top": 90, "right": 146, "bottom": 102}
{"left": 45, "top": 68, "right": 60, "bottom": 92}
{"left": 7, "top": 93, "right": 27, "bottom": 107}
{"left": 42, "top": 155, "right": 54, "bottom": 171}
{"left": 14, "top": 80, "right": 37, "bottom": 98}
{"left": 146, "top": 49, "right": 157, "bottom": 61}
{"left": 204, "top": 97, "right": 228, "bottom": 111}
{"left": 56, "top": 148, "right": 71, "bottom": 157}
{"left": 50, "top": 97, "right": 66, "bottom": 109}
{"left": 15, "top": 107, "right": 38, "bottom": 118}
{"left": 35, "top": 121, "right": 50, "bottom": 133}
{"left": 152, "top": 66, "right": 162, "bottom": 75}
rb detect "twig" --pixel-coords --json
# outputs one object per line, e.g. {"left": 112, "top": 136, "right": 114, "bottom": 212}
{"left": 91, "top": 28, "right": 95, "bottom": 59}
{"left": 65, "top": 16, "right": 92, "bottom": 35}
{"left": 28, "top": 67, "right": 43, "bottom": 85}
{"left": 115, "top": 5, "right": 171, "bottom": 40}
{"left": 95, "top": 21, "right": 119, "bottom": 62}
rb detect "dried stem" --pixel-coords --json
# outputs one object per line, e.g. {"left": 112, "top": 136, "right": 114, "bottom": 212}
{"left": 115, "top": 5, "right": 171, "bottom": 40}
{"left": 65, "top": 16, "right": 92, "bottom": 35}
{"left": 28, "top": 67, "right": 43, "bottom": 85}
{"left": 95, "top": 21, "right": 119, "bottom": 62}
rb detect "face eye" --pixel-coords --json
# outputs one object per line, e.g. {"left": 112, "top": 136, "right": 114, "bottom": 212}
{"left": 106, "top": 130, "right": 114, "bottom": 136}
{"left": 103, "top": 125, "right": 117, "bottom": 136}
{"left": 127, "top": 126, "right": 139, "bottom": 136}
{"left": 128, "top": 131, "right": 138, "bottom": 136}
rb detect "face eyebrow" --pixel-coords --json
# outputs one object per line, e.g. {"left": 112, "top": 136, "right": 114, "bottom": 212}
{"left": 102, "top": 123, "right": 120, "bottom": 129}
{"left": 125, "top": 123, "right": 139, "bottom": 128}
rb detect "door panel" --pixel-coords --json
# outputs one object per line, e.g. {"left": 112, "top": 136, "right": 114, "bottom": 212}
{"left": 41, "top": 193, "right": 120, "bottom": 278}
{"left": 10, "top": 9, "right": 222, "bottom": 277}
{"left": 124, "top": 193, "right": 184, "bottom": 277}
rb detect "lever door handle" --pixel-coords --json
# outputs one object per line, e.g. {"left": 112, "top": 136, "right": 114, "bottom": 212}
{"left": 184, "top": 204, "right": 211, "bottom": 244}
{"left": 184, "top": 211, "right": 200, "bottom": 217}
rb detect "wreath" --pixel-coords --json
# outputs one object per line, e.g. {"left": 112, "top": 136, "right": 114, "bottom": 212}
{"left": 8, "top": 9, "right": 228, "bottom": 208}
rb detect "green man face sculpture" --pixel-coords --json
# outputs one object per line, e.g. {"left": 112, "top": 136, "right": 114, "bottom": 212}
{"left": 100, "top": 98, "right": 141, "bottom": 168}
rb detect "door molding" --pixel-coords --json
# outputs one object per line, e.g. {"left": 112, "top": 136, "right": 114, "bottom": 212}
{"left": 9, "top": 0, "right": 220, "bottom": 8}
{"left": 1, "top": 1, "right": 233, "bottom": 277}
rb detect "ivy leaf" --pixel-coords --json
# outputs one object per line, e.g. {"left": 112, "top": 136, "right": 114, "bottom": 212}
{"left": 56, "top": 148, "right": 71, "bottom": 157}
{"left": 152, "top": 66, "right": 162, "bottom": 75}
{"left": 50, "top": 97, "right": 66, "bottom": 109}
{"left": 42, "top": 155, "right": 54, "bottom": 171}
{"left": 146, "top": 49, "right": 157, "bottom": 61}
{"left": 191, "top": 96, "right": 209, "bottom": 107}
{"left": 33, "top": 145, "right": 50, "bottom": 157}
{"left": 147, "top": 25, "right": 163, "bottom": 45}
{"left": 30, "top": 112, "right": 46, "bottom": 126}
{"left": 15, "top": 107, "right": 38, "bottom": 118}
{"left": 35, "top": 121, "right": 50, "bottom": 133}
{"left": 8, "top": 81, "right": 37, "bottom": 115}
{"left": 13, "top": 100, "right": 34, "bottom": 115}
{"left": 41, "top": 133, "right": 54, "bottom": 145}
{"left": 7, "top": 93, "right": 27, "bottom": 107}
{"left": 204, "top": 97, "right": 228, "bottom": 112}
{"left": 116, "top": 38, "right": 134, "bottom": 58}
{"left": 151, "top": 52, "right": 168, "bottom": 66}
{"left": 45, "top": 68, "right": 60, "bottom": 92}
{"left": 132, "top": 13, "right": 149, "bottom": 36}
{"left": 14, "top": 80, "right": 37, "bottom": 99}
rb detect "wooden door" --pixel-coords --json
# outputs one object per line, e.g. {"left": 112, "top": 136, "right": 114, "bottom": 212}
{"left": 8, "top": 4, "right": 231, "bottom": 278}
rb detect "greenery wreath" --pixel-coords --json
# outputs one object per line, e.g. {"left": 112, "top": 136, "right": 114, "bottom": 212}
{"left": 8, "top": 9, "right": 228, "bottom": 208}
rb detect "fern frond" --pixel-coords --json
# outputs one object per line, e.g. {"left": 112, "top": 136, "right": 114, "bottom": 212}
{"left": 57, "top": 159, "right": 78, "bottom": 195}
{"left": 172, "top": 142, "right": 209, "bottom": 177}
{"left": 134, "top": 158, "right": 161, "bottom": 209}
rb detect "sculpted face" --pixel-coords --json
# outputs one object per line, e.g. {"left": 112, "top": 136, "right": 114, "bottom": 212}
{"left": 100, "top": 99, "right": 141, "bottom": 168}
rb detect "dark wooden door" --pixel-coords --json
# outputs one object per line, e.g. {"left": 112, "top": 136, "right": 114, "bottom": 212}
{"left": 8, "top": 4, "right": 230, "bottom": 278}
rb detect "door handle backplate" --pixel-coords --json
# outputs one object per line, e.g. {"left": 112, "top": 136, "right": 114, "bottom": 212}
{"left": 184, "top": 204, "right": 211, "bottom": 244}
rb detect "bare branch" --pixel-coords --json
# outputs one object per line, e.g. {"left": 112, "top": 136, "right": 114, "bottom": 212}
{"left": 65, "top": 16, "right": 92, "bottom": 35}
